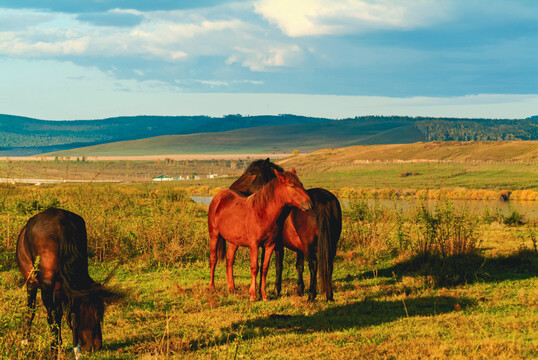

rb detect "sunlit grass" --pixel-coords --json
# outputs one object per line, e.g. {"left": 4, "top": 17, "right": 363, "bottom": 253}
{"left": 0, "top": 182, "right": 536, "bottom": 359}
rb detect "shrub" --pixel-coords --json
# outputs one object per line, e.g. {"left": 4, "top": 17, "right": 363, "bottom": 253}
{"left": 502, "top": 210, "right": 526, "bottom": 227}
{"left": 412, "top": 201, "right": 481, "bottom": 258}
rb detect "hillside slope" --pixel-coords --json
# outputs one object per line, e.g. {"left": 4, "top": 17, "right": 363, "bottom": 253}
{"left": 278, "top": 141, "right": 538, "bottom": 168}
{"left": 46, "top": 118, "right": 425, "bottom": 156}
{"left": 0, "top": 114, "right": 325, "bottom": 155}
{"left": 1, "top": 114, "right": 537, "bottom": 156}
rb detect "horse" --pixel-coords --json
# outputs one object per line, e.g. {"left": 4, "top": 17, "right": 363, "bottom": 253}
{"left": 230, "top": 159, "right": 342, "bottom": 301}
{"left": 16, "top": 208, "right": 121, "bottom": 360}
{"left": 208, "top": 169, "right": 312, "bottom": 301}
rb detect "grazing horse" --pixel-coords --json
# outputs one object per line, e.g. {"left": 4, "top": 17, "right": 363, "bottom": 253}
{"left": 230, "top": 159, "right": 342, "bottom": 301}
{"left": 16, "top": 208, "right": 120, "bottom": 360}
{"left": 208, "top": 170, "right": 312, "bottom": 301}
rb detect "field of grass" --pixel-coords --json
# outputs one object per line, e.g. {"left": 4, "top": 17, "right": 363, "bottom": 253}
{"left": 1, "top": 159, "right": 538, "bottom": 195}
{"left": 294, "top": 162, "right": 538, "bottom": 191}
{"left": 0, "top": 182, "right": 537, "bottom": 359}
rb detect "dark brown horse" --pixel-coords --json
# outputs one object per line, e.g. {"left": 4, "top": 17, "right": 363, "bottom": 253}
{"left": 16, "top": 208, "right": 120, "bottom": 359}
{"left": 208, "top": 170, "right": 312, "bottom": 301}
{"left": 230, "top": 159, "right": 342, "bottom": 301}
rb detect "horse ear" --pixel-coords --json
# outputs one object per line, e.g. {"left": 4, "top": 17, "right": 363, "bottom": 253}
{"left": 273, "top": 169, "right": 284, "bottom": 181}
{"left": 291, "top": 168, "right": 296, "bottom": 174}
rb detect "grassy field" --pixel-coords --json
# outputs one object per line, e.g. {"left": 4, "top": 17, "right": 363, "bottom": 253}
{"left": 0, "top": 182, "right": 537, "bottom": 359}
{"left": 1, "top": 253, "right": 536, "bottom": 359}
{"left": 294, "top": 162, "right": 538, "bottom": 191}
{"left": 1, "top": 160, "right": 537, "bottom": 194}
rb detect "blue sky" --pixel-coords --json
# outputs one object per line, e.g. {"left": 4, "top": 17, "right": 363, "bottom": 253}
{"left": 0, "top": 0, "right": 537, "bottom": 120}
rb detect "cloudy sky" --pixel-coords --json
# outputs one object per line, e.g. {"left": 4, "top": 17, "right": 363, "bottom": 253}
{"left": 1, "top": 0, "right": 537, "bottom": 120}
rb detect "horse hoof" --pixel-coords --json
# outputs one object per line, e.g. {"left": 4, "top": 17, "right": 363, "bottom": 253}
{"left": 249, "top": 296, "right": 257, "bottom": 302}
{"left": 74, "top": 344, "right": 82, "bottom": 360}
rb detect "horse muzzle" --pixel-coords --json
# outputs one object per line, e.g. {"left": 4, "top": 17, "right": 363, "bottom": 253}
{"left": 301, "top": 200, "right": 313, "bottom": 211}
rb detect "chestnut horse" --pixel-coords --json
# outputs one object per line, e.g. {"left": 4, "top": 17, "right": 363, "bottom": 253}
{"left": 16, "top": 208, "right": 120, "bottom": 360}
{"left": 208, "top": 169, "right": 312, "bottom": 301}
{"left": 230, "top": 159, "right": 342, "bottom": 301}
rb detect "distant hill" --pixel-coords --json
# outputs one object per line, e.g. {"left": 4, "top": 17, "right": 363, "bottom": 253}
{"left": 0, "top": 114, "right": 324, "bottom": 156}
{"left": 0, "top": 114, "right": 537, "bottom": 156}
{"left": 46, "top": 118, "right": 426, "bottom": 156}
{"left": 278, "top": 141, "right": 538, "bottom": 169}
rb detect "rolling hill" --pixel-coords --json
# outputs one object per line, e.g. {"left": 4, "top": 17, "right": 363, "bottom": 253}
{"left": 47, "top": 118, "right": 425, "bottom": 156}
{"left": 278, "top": 141, "right": 538, "bottom": 169}
{"left": 1, "top": 114, "right": 537, "bottom": 156}
{"left": 0, "top": 114, "right": 325, "bottom": 156}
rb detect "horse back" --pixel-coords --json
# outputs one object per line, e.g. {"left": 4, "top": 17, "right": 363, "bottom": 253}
{"left": 17, "top": 208, "right": 92, "bottom": 290}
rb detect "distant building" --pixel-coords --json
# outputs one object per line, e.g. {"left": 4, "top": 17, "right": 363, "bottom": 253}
{"left": 152, "top": 175, "right": 174, "bottom": 182}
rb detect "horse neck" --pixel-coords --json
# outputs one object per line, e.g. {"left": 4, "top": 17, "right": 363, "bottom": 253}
{"left": 249, "top": 180, "right": 289, "bottom": 220}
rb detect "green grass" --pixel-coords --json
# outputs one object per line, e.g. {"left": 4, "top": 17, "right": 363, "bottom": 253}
{"left": 1, "top": 159, "right": 537, "bottom": 192}
{"left": 295, "top": 163, "right": 538, "bottom": 191}
{"left": 1, "top": 253, "right": 536, "bottom": 359}
{"left": 0, "top": 180, "right": 537, "bottom": 359}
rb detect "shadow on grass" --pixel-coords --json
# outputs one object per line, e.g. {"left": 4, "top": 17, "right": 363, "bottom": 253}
{"left": 349, "top": 249, "right": 538, "bottom": 287}
{"left": 187, "top": 295, "right": 473, "bottom": 351}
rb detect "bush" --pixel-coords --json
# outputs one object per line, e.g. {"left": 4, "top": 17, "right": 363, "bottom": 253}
{"left": 502, "top": 210, "right": 526, "bottom": 227}
{"left": 412, "top": 201, "right": 480, "bottom": 258}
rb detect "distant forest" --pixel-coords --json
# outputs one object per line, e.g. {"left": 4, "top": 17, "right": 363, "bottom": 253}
{"left": 415, "top": 118, "right": 538, "bottom": 141}
{"left": 0, "top": 114, "right": 536, "bottom": 156}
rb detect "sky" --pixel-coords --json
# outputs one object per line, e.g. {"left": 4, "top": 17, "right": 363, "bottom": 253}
{"left": 0, "top": 0, "right": 537, "bottom": 120}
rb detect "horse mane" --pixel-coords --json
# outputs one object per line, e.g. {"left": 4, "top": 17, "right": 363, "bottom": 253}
{"left": 249, "top": 176, "right": 279, "bottom": 210}
{"left": 230, "top": 158, "right": 283, "bottom": 196}
{"left": 248, "top": 171, "right": 301, "bottom": 210}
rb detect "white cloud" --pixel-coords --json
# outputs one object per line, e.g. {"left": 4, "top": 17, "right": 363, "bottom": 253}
{"left": 228, "top": 44, "right": 302, "bottom": 71}
{"left": 0, "top": 7, "right": 301, "bottom": 70}
{"left": 254, "top": 0, "right": 451, "bottom": 37}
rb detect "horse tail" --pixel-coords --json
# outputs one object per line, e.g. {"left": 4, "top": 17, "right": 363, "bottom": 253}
{"left": 58, "top": 211, "right": 94, "bottom": 297}
{"left": 216, "top": 234, "right": 226, "bottom": 261}
{"left": 315, "top": 190, "right": 342, "bottom": 300}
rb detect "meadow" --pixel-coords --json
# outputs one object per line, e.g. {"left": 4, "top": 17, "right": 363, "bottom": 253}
{"left": 0, "top": 180, "right": 536, "bottom": 359}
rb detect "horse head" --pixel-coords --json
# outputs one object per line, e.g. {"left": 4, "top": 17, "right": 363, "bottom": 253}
{"left": 68, "top": 280, "right": 123, "bottom": 353}
{"left": 274, "top": 169, "right": 312, "bottom": 211}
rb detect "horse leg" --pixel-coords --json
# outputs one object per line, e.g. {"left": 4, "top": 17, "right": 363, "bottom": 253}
{"left": 295, "top": 252, "right": 305, "bottom": 296}
{"left": 305, "top": 249, "right": 318, "bottom": 303}
{"left": 260, "top": 243, "right": 276, "bottom": 301}
{"left": 258, "top": 246, "right": 265, "bottom": 299}
{"left": 225, "top": 243, "right": 238, "bottom": 292}
{"left": 208, "top": 233, "right": 219, "bottom": 291}
{"left": 274, "top": 245, "right": 284, "bottom": 297}
{"left": 22, "top": 282, "right": 38, "bottom": 343}
{"left": 41, "top": 285, "right": 63, "bottom": 357}
{"left": 248, "top": 246, "right": 259, "bottom": 301}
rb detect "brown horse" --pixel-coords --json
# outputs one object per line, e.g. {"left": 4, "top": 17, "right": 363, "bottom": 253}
{"left": 230, "top": 159, "right": 342, "bottom": 301}
{"left": 208, "top": 169, "right": 312, "bottom": 301}
{"left": 16, "top": 208, "right": 120, "bottom": 359}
